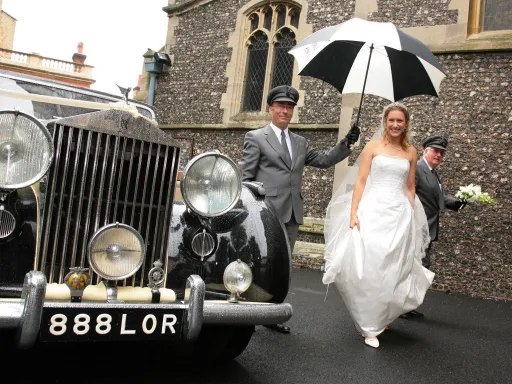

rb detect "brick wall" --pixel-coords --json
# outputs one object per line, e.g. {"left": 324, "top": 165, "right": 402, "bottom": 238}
{"left": 0, "top": 11, "right": 16, "bottom": 50}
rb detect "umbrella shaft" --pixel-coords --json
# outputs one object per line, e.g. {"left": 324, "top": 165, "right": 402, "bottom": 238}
{"left": 356, "top": 43, "right": 374, "bottom": 127}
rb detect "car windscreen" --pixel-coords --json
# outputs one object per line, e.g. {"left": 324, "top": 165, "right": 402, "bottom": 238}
{"left": 0, "top": 76, "right": 154, "bottom": 121}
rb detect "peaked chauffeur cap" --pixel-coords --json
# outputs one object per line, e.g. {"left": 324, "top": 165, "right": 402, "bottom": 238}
{"left": 267, "top": 85, "right": 299, "bottom": 106}
{"left": 422, "top": 135, "right": 448, "bottom": 150}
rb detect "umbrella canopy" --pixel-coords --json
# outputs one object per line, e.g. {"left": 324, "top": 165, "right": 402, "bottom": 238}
{"left": 288, "top": 18, "right": 446, "bottom": 103}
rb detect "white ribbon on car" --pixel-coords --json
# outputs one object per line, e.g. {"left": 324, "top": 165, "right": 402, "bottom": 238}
{"left": 0, "top": 88, "right": 158, "bottom": 126}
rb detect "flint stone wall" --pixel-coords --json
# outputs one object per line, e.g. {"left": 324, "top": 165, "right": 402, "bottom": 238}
{"left": 156, "top": 1, "right": 512, "bottom": 299}
{"left": 368, "top": 0, "right": 458, "bottom": 27}
{"left": 162, "top": 51, "right": 512, "bottom": 300}
{"left": 156, "top": 0, "right": 357, "bottom": 125}
{"left": 155, "top": 0, "right": 240, "bottom": 124}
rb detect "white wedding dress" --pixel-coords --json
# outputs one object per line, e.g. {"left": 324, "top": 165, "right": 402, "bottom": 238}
{"left": 323, "top": 154, "right": 434, "bottom": 337}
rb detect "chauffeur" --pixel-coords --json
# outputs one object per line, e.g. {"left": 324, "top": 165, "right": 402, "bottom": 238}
{"left": 401, "top": 135, "right": 465, "bottom": 319}
{"left": 242, "top": 85, "right": 360, "bottom": 333}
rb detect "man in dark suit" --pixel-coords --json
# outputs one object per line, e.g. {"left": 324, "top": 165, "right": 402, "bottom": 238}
{"left": 242, "top": 85, "right": 360, "bottom": 332}
{"left": 400, "top": 135, "right": 464, "bottom": 319}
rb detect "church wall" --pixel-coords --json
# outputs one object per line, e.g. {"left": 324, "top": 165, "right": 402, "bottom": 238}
{"left": 367, "top": 0, "right": 458, "bottom": 26}
{"left": 155, "top": 0, "right": 241, "bottom": 124}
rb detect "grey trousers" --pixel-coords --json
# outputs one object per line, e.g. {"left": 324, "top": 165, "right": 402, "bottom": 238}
{"left": 422, "top": 241, "right": 433, "bottom": 269}
{"left": 284, "top": 214, "right": 300, "bottom": 254}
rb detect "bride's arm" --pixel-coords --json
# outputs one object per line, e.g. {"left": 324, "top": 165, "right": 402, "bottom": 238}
{"left": 406, "top": 146, "right": 418, "bottom": 204}
{"left": 350, "top": 142, "right": 374, "bottom": 229}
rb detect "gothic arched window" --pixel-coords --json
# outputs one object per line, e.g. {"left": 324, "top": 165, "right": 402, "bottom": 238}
{"left": 241, "top": 2, "right": 299, "bottom": 112}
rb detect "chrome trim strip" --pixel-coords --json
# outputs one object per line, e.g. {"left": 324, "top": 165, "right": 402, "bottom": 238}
{"left": 151, "top": 145, "right": 169, "bottom": 264}
{"left": 94, "top": 134, "right": 110, "bottom": 231}
{"left": 39, "top": 126, "right": 64, "bottom": 272}
{"left": 122, "top": 138, "right": 136, "bottom": 223}
{"left": 128, "top": 141, "right": 144, "bottom": 287}
{"left": 203, "top": 302, "right": 293, "bottom": 326}
{"left": 70, "top": 130, "right": 93, "bottom": 268}
{"left": 0, "top": 300, "right": 22, "bottom": 328}
{"left": 16, "top": 271, "right": 47, "bottom": 349}
{"left": 58, "top": 128, "right": 82, "bottom": 282}
{"left": 85, "top": 133, "right": 102, "bottom": 284}
{"left": 160, "top": 149, "right": 179, "bottom": 259}
{"left": 112, "top": 137, "right": 128, "bottom": 221}
{"left": 49, "top": 126, "right": 74, "bottom": 283}
{"left": 185, "top": 275, "right": 205, "bottom": 341}
{"left": 140, "top": 143, "right": 160, "bottom": 276}
{"left": 104, "top": 135, "right": 120, "bottom": 226}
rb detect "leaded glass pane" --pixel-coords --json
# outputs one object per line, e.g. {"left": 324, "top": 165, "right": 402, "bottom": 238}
{"left": 482, "top": 0, "right": 512, "bottom": 31}
{"left": 250, "top": 13, "right": 259, "bottom": 32}
{"left": 271, "top": 28, "right": 296, "bottom": 89}
{"left": 290, "top": 9, "right": 300, "bottom": 28}
{"left": 242, "top": 32, "right": 269, "bottom": 112}
{"left": 264, "top": 7, "right": 273, "bottom": 30}
{"left": 276, "top": 5, "right": 286, "bottom": 28}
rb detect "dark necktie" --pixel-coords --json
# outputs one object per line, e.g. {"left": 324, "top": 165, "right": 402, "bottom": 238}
{"left": 281, "top": 131, "right": 292, "bottom": 168}
{"left": 432, "top": 168, "right": 445, "bottom": 209}
{"left": 432, "top": 169, "right": 441, "bottom": 183}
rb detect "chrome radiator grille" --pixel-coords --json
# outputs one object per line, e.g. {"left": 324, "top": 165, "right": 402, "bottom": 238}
{"left": 37, "top": 123, "right": 180, "bottom": 286}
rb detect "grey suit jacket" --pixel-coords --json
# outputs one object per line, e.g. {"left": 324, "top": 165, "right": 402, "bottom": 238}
{"left": 415, "top": 158, "right": 459, "bottom": 241}
{"left": 242, "top": 125, "right": 351, "bottom": 224}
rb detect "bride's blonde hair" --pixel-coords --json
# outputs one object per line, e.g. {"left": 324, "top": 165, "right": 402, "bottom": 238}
{"left": 381, "top": 103, "right": 411, "bottom": 151}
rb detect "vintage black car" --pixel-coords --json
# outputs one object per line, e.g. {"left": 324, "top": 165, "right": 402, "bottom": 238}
{"left": 0, "top": 74, "right": 292, "bottom": 361}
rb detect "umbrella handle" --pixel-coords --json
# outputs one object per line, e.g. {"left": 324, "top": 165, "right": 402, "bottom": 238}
{"left": 355, "top": 43, "right": 374, "bottom": 128}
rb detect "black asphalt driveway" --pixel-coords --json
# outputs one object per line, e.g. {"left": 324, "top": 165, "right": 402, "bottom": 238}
{"left": 10, "top": 268, "right": 512, "bottom": 384}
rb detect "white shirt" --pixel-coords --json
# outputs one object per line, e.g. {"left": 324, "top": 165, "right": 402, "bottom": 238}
{"left": 270, "top": 123, "right": 292, "bottom": 160}
{"left": 423, "top": 155, "right": 442, "bottom": 191}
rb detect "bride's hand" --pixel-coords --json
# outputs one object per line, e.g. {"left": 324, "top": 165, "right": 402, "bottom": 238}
{"left": 350, "top": 214, "right": 360, "bottom": 231}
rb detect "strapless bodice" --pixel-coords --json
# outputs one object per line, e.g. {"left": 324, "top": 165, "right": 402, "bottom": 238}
{"left": 368, "top": 155, "right": 410, "bottom": 191}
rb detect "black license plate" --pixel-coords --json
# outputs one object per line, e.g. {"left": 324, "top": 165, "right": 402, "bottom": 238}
{"left": 40, "top": 305, "right": 186, "bottom": 342}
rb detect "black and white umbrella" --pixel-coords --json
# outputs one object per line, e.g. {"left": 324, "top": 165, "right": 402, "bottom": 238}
{"left": 288, "top": 18, "right": 446, "bottom": 124}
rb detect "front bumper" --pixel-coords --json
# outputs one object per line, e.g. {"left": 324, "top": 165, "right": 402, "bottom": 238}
{"left": 0, "top": 271, "right": 293, "bottom": 349}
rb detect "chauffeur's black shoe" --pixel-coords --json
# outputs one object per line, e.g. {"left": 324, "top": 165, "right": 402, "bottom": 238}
{"left": 399, "top": 310, "right": 424, "bottom": 319}
{"left": 264, "top": 323, "right": 291, "bottom": 334}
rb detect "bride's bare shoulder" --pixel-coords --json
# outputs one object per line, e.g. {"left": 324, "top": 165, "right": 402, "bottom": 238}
{"left": 363, "top": 139, "right": 384, "bottom": 155}
{"left": 364, "top": 139, "right": 381, "bottom": 150}
{"left": 406, "top": 145, "right": 417, "bottom": 156}
{"left": 406, "top": 145, "right": 418, "bottom": 160}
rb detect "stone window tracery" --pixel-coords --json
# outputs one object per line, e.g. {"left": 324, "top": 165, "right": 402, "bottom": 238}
{"left": 241, "top": 2, "right": 300, "bottom": 112}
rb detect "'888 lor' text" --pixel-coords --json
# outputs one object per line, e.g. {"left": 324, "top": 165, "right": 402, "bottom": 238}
{"left": 49, "top": 313, "right": 178, "bottom": 336}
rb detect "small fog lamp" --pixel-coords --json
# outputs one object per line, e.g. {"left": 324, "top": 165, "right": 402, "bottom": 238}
{"left": 223, "top": 259, "right": 253, "bottom": 303}
{"left": 88, "top": 223, "right": 145, "bottom": 280}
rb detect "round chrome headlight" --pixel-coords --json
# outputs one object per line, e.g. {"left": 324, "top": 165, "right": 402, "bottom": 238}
{"left": 180, "top": 152, "right": 241, "bottom": 217}
{"left": 88, "top": 223, "right": 145, "bottom": 281}
{"left": 223, "top": 260, "right": 253, "bottom": 295}
{"left": 0, "top": 110, "right": 53, "bottom": 190}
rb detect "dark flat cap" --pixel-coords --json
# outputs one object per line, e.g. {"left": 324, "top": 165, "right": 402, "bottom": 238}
{"left": 267, "top": 85, "right": 299, "bottom": 106}
{"left": 422, "top": 135, "right": 448, "bottom": 150}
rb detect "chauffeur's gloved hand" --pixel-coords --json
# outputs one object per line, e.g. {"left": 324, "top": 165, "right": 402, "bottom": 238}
{"left": 344, "top": 123, "right": 360, "bottom": 147}
{"left": 455, "top": 201, "right": 467, "bottom": 210}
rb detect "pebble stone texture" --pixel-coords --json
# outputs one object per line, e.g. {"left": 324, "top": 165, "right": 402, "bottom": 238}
{"left": 367, "top": 0, "right": 458, "bottom": 27}
{"left": 156, "top": 1, "right": 512, "bottom": 300}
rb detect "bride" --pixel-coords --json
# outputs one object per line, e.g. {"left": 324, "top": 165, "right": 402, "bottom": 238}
{"left": 323, "top": 103, "right": 434, "bottom": 348}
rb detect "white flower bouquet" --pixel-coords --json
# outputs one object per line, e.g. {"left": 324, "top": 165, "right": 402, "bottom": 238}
{"left": 455, "top": 184, "right": 497, "bottom": 205}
